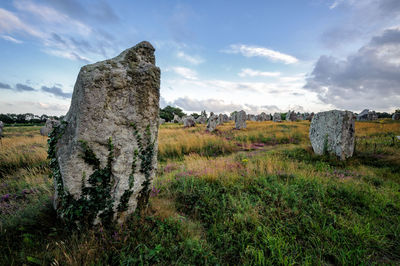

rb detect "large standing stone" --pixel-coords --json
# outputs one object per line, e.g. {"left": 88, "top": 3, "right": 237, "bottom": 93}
{"left": 183, "top": 116, "right": 196, "bottom": 127}
{"left": 273, "top": 113, "right": 282, "bottom": 122}
{"left": 309, "top": 110, "right": 355, "bottom": 160}
{"left": 235, "top": 110, "right": 247, "bottom": 129}
{"left": 40, "top": 119, "right": 61, "bottom": 136}
{"left": 206, "top": 112, "right": 218, "bottom": 132}
{"left": 0, "top": 121, "right": 3, "bottom": 137}
{"left": 49, "top": 41, "right": 160, "bottom": 225}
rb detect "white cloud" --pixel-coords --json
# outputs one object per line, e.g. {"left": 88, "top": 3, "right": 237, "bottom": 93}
{"left": 1, "top": 35, "right": 22, "bottom": 43}
{"left": 0, "top": 8, "right": 44, "bottom": 38}
{"left": 177, "top": 51, "right": 204, "bottom": 65}
{"left": 224, "top": 44, "right": 299, "bottom": 64}
{"left": 171, "top": 66, "right": 198, "bottom": 80}
{"left": 238, "top": 68, "right": 281, "bottom": 77}
{"left": 329, "top": 0, "right": 345, "bottom": 9}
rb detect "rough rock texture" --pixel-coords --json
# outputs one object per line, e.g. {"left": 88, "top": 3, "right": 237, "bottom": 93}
{"left": 393, "top": 112, "right": 400, "bottom": 120}
{"left": 247, "top": 114, "right": 256, "bottom": 121}
{"left": 235, "top": 110, "right": 247, "bottom": 129}
{"left": 50, "top": 41, "right": 160, "bottom": 225}
{"left": 256, "top": 112, "right": 270, "bottom": 121}
{"left": 40, "top": 119, "right": 61, "bottom": 136}
{"left": 196, "top": 111, "right": 207, "bottom": 124}
{"left": 0, "top": 121, "right": 3, "bottom": 137}
{"left": 309, "top": 110, "right": 355, "bottom": 160}
{"left": 173, "top": 114, "right": 182, "bottom": 123}
{"left": 286, "top": 110, "right": 297, "bottom": 121}
{"left": 273, "top": 113, "right": 282, "bottom": 122}
{"left": 357, "top": 109, "right": 378, "bottom": 121}
{"left": 217, "top": 113, "right": 229, "bottom": 125}
{"left": 206, "top": 112, "right": 218, "bottom": 132}
{"left": 183, "top": 116, "right": 196, "bottom": 127}
{"left": 306, "top": 112, "right": 314, "bottom": 121}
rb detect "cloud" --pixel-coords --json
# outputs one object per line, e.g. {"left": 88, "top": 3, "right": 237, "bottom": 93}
{"left": 223, "top": 44, "right": 298, "bottom": 64}
{"left": 15, "top": 83, "right": 35, "bottom": 91}
{"left": 238, "top": 68, "right": 281, "bottom": 77}
{"left": 0, "top": 82, "right": 12, "bottom": 90}
{"left": 176, "top": 51, "right": 204, "bottom": 65}
{"left": 41, "top": 85, "right": 72, "bottom": 99}
{"left": 0, "top": 101, "right": 69, "bottom": 115}
{"left": 304, "top": 27, "right": 400, "bottom": 111}
{"left": 171, "top": 67, "right": 198, "bottom": 80}
{"left": 0, "top": 8, "right": 44, "bottom": 38}
{"left": 1, "top": 35, "right": 23, "bottom": 43}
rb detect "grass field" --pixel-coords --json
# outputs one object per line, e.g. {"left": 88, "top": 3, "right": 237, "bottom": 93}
{"left": 1, "top": 120, "right": 400, "bottom": 265}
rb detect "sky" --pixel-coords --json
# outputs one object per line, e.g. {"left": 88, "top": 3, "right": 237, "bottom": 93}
{"left": 0, "top": 0, "right": 399, "bottom": 116}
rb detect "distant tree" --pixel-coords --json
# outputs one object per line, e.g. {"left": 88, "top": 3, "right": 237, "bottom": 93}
{"left": 376, "top": 112, "right": 392, "bottom": 118}
{"left": 159, "top": 106, "right": 186, "bottom": 122}
{"left": 281, "top": 113, "right": 287, "bottom": 120}
{"left": 191, "top": 113, "right": 200, "bottom": 119}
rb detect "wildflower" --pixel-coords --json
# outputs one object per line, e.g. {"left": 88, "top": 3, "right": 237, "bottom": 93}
{"left": 1, "top": 194, "right": 10, "bottom": 201}
{"left": 150, "top": 185, "right": 160, "bottom": 197}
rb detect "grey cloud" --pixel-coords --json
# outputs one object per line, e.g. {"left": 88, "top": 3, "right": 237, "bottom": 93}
{"left": 0, "top": 82, "right": 11, "bottom": 90}
{"left": 172, "top": 97, "right": 243, "bottom": 113}
{"left": 16, "top": 83, "right": 35, "bottom": 91}
{"left": 41, "top": 85, "right": 72, "bottom": 98}
{"left": 304, "top": 28, "right": 400, "bottom": 111}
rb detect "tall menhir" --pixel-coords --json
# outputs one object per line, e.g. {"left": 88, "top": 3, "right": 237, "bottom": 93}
{"left": 48, "top": 41, "right": 160, "bottom": 225}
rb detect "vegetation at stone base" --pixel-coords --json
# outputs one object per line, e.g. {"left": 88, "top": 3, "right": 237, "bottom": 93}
{"left": 0, "top": 120, "right": 400, "bottom": 264}
{"left": 190, "top": 112, "right": 200, "bottom": 119}
{"left": 159, "top": 105, "right": 186, "bottom": 122}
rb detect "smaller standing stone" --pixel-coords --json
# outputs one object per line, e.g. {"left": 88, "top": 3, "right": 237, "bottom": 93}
{"left": 173, "top": 114, "right": 182, "bottom": 123}
{"left": 183, "top": 116, "right": 196, "bottom": 127}
{"left": 286, "top": 110, "right": 297, "bottom": 121}
{"left": 393, "top": 112, "right": 400, "bottom": 121}
{"left": 159, "top": 118, "right": 165, "bottom": 125}
{"left": 0, "top": 121, "right": 3, "bottom": 138}
{"left": 309, "top": 110, "right": 355, "bottom": 160}
{"left": 273, "top": 113, "right": 282, "bottom": 122}
{"left": 206, "top": 112, "right": 218, "bottom": 132}
{"left": 235, "top": 110, "right": 247, "bottom": 129}
{"left": 40, "top": 119, "right": 60, "bottom": 136}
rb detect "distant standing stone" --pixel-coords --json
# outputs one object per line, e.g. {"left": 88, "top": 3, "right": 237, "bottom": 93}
{"left": 49, "top": 41, "right": 160, "bottom": 225}
{"left": 207, "top": 112, "right": 218, "bottom": 132}
{"left": 273, "top": 113, "right": 282, "bottom": 122}
{"left": 183, "top": 116, "right": 196, "bottom": 127}
{"left": 357, "top": 109, "right": 378, "bottom": 121}
{"left": 392, "top": 112, "right": 400, "bottom": 121}
{"left": 173, "top": 114, "right": 182, "bottom": 123}
{"left": 0, "top": 121, "right": 3, "bottom": 137}
{"left": 159, "top": 118, "right": 165, "bottom": 125}
{"left": 40, "top": 119, "right": 60, "bottom": 136}
{"left": 286, "top": 110, "right": 297, "bottom": 121}
{"left": 235, "top": 110, "right": 247, "bottom": 129}
{"left": 309, "top": 110, "right": 355, "bottom": 160}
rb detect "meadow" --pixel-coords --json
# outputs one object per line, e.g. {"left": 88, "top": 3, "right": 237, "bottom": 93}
{"left": 1, "top": 120, "right": 400, "bottom": 265}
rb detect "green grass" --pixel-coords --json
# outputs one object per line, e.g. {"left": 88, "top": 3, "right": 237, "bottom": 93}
{"left": 0, "top": 121, "right": 399, "bottom": 264}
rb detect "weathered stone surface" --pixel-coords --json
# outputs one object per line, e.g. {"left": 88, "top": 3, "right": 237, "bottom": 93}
{"left": 40, "top": 119, "right": 60, "bottom": 136}
{"left": 183, "top": 116, "right": 196, "bottom": 127}
{"left": 235, "top": 110, "right": 247, "bottom": 129}
{"left": 50, "top": 41, "right": 160, "bottom": 225}
{"left": 306, "top": 112, "right": 314, "bottom": 121}
{"left": 393, "top": 112, "right": 400, "bottom": 120}
{"left": 357, "top": 109, "right": 378, "bottom": 121}
{"left": 173, "top": 114, "right": 182, "bottom": 123}
{"left": 256, "top": 112, "right": 270, "bottom": 121}
{"left": 206, "top": 112, "right": 218, "bottom": 132}
{"left": 159, "top": 118, "right": 165, "bottom": 125}
{"left": 247, "top": 114, "right": 256, "bottom": 121}
{"left": 286, "top": 110, "right": 297, "bottom": 121}
{"left": 273, "top": 113, "right": 282, "bottom": 122}
{"left": 309, "top": 110, "right": 355, "bottom": 160}
{"left": 0, "top": 121, "right": 3, "bottom": 137}
{"left": 217, "top": 113, "right": 229, "bottom": 125}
